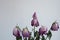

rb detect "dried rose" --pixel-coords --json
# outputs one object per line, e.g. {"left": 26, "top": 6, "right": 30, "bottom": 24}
{"left": 13, "top": 26, "right": 21, "bottom": 37}
{"left": 51, "top": 21, "right": 59, "bottom": 31}
{"left": 22, "top": 27, "right": 30, "bottom": 37}
{"left": 31, "top": 12, "right": 39, "bottom": 27}
{"left": 39, "top": 26, "right": 47, "bottom": 35}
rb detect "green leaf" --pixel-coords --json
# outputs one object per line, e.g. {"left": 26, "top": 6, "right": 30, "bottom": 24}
{"left": 16, "top": 36, "right": 22, "bottom": 40}
{"left": 28, "top": 37, "right": 34, "bottom": 40}
{"left": 47, "top": 30, "right": 52, "bottom": 40}
{"left": 35, "top": 31, "right": 40, "bottom": 40}
{"left": 16, "top": 37, "right": 19, "bottom": 40}
{"left": 41, "top": 36, "right": 46, "bottom": 40}
{"left": 35, "top": 36, "right": 40, "bottom": 40}
{"left": 28, "top": 32, "right": 34, "bottom": 40}
{"left": 19, "top": 36, "right": 22, "bottom": 40}
{"left": 34, "top": 31, "right": 37, "bottom": 37}
{"left": 34, "top": 31, "right": 39, "bottom": 37}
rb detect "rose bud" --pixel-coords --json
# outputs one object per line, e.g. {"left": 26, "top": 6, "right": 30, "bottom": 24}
{"left": 51, "top": 21, "right": 59, "bottom": 31}
{"left": 31, "top": 12, "right": 39, "bottom": 27}
{"left": 22, "top": 27, "right": 30, "bottom": 37}
{"left": 39, "top": 26, "right": 47, "bottom": 35}
{"left": 13, "top": 26, "right": 21, "bottom": 37}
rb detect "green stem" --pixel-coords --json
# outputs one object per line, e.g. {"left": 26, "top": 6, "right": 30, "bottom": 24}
{"left": 16, "top": 37, "right": 19, "bottom": 40}
{"left": 34, "top": 26, "right": 35, "bottom": 40}
{"left": 16, "top": 36, "right": 22, "bottom": 40}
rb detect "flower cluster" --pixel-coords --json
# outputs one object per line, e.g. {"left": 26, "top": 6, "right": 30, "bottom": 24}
{"left": 13, "top": 12, "right": 59, "bottom": 40}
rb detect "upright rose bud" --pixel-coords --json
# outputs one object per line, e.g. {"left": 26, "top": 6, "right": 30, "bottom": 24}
{"left": 31, "top": 12, "right": 39, "bottom": 27}
{"left": 39, "top": 26, "right": 47, "bottom": 35}
{"left": 13, "top": 26, "right": 21, "bottom": 37}
{"left": 22, "top": 27, "right": 30, "bottom": 37}
{"left": 51, "top": 21, "right": 59, "bottom": 31}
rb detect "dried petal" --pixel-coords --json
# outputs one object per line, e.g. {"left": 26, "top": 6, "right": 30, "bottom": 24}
{"left": 31, "top": 19, "right": 39, "bottom": 27}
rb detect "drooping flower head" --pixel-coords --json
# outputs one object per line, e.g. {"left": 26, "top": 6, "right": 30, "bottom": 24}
{"left": 13, "top": 25, "right": 21, "bottom": 37}
{"left": 31, "top": 12, "right": 39, "bottom": 27}
{"left": 22, "top": 27, "right": 30, "bottom": 37}
{"left": 51, "top": 21, "right": 59, "bottom": 31}
{"left": 39, "top": 26, "right": 47, "bottom": 35}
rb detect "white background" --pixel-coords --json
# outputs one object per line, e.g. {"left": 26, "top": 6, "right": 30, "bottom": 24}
{"left": 0, "top": 0, "right": 60, "bottom": 40}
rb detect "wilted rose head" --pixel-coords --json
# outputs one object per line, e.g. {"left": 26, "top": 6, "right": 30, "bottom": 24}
{"left": 39, "top": 26, "right": 47, "bottom": 35}
{"left": 31, "top": 12, "right": 39, "bottom": 27}
{"left": 22, "top": 27, "right": 30, "bottom": 37}
{"left": 51, "top": 21, "right": 59, "bottom": 31}
{"left": 13, "top": 26, "right": 21, "bottom": 37}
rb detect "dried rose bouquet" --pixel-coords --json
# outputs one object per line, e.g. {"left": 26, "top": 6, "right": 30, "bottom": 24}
{"left": 13, "top": 12, "right": 59, "bottom": 40}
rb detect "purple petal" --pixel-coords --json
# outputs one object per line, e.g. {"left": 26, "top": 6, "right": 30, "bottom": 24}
{"left": 31, "top": 19, "right": 39, "bottom": 27}
{"left": 33, "top": 12, "right": 37, "bottom": 19}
